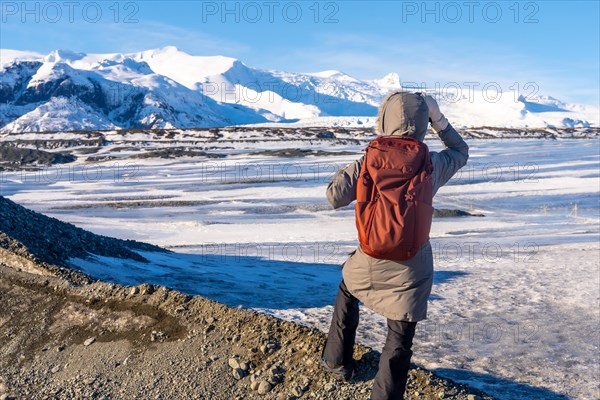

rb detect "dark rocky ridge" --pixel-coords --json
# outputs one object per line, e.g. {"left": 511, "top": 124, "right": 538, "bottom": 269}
{"left": 1, "top": 126, "right": 596, "bottom": 167}
{"left": 434, "top": 209, "right": 485, "bottom": 218}
{"left": 0, "top": 144, "right": 76, "bottom": 170}
{"left": 0, "top": 196, "right": 168, "bottom": 270}
{"left": 251, "top": 149, "right": 360, "bottom": 157}
{"left": 131, "top": 148, "right": 228, "bottom": 160}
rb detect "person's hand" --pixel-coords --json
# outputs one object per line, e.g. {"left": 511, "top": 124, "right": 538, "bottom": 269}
{"left": 423, "top": 95, "right": 449, "bottom": 133}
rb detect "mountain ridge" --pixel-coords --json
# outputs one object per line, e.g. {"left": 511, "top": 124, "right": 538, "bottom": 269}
{"left": 1, "top": 47, "right": 598, "bottom": 133}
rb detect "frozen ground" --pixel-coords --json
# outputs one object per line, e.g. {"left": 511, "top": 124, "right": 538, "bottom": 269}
{"left": 1, "top": 138, "right": 598, "bottom": 400}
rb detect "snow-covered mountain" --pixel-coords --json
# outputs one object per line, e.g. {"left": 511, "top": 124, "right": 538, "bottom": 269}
{"left": 0, "top": 47, "right": 597, "bottom": 133}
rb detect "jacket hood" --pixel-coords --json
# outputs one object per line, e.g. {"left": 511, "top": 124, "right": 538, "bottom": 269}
{"left": 376, "top": 91, "right": 429, "bottom": 141}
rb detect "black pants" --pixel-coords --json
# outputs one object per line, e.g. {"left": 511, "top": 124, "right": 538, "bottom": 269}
{"left": 322, "top": 280, "right": 417, "bottom": 400}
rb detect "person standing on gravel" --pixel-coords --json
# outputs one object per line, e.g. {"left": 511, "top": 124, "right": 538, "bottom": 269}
{"left": 321, "top": 92, "right": 469, "bottom": 400}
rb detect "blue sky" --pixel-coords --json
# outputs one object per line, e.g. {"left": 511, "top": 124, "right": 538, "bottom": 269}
{"left": 1, "top": 1, "right": 598, "bottom": 103}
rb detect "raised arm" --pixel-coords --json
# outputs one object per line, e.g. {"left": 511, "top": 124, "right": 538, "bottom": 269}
{"left": 423, "top": 95, "right": 469, "bottom": 195}
{"left": 326, "top": 156, "right": 363, "bottom": 209}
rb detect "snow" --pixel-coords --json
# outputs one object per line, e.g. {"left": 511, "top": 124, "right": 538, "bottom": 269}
{"left": 438, "top": 91, "right": 598, "bottom": 129}
{"left": 131, "top": 46, "right": 239, "bottom": 91}
{"left": 1, "top": 137, "right": 598, "bottom": 400}
{"left": 43, "top": 49, "right": 86, "bottom": 64}
{"left": 306, "top": 70, "right": 346, "bottom": 78}
{"left": 305, "top": 70, "right": 361, "bottom": 83}
{"left": 27, "top": 62, "right": 94, "bottom": 90}
{"left": 242, "top": 116, "right": 378, "bottom": 128}
{"left": 0, "top": 49, "right": 44, "bottom": 69}
{"left": 231, "top": 84, "right": 322, "bottom": 120}
{"left": 371, "top": 72, "right": 401, "bottom": 89}
{"left": 1, "top": 97, "right": 118, "bottom": 132}
{"left": 2, "top": 46, "right": 597, "bottom": 132}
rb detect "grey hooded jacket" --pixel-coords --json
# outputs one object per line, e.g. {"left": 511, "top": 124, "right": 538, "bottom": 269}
{"left": 327, "top": 92, "right": 469, "bottom": 322}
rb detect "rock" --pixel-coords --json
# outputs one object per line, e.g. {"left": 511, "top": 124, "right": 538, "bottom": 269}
{"left": 209, "top": 355, "right": 219, "bottom": 361}
{"left": 257, "top": 381, "right": 272, "bottom": 395}
{"left": 56, "top": 344, "right": 66, "bottom": 352}
{"left": 140, "top": 284, "right": 154, "bottom": 295}
{"left": 129, "top": 286, "right": 139, "bottom": 295}
{"left": 239, "top": 362, "right": 249, "bottom": 371}
{"left": 467, "top": 395, "right": 481, "bottom": 400}
{"left": 150, "top": 331, "right": 166, "bottom": 342}
{"left": 270, "top": 365, "right": 283, "bottom": 374}
{"left": 51, "top": 365, "right": 61, "bottom": 373}
{"left": 300, "top": 377, "right": 311, "bottom": 390}
{"left": 83, "top": 337, "right": 96, "bottom": 346}
{"left": 0, "top": 394, "right": 9, "bottom": 400}
{"left": 175, "top": 305, "right": 186, "bottom": 313}
{"left": 324, "top": 383, "right": 336, "bottom": 392}
{"left": 291, "top": 385, "right": 304, "bottom": 397}
{"left": 228, "top": 358, "right": 240, "bottom": 369}
{"left": 232, "top": 368, "right": 245, "bottom": 380}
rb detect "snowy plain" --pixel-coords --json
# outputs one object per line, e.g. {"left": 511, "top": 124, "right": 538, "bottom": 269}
{"left": 1, "top": 137, "right": 598, "bottom": 400}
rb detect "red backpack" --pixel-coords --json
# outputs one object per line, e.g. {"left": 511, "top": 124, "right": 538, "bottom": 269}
{"left": 355, "top": 136, "right": 433, "bottom": 261}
